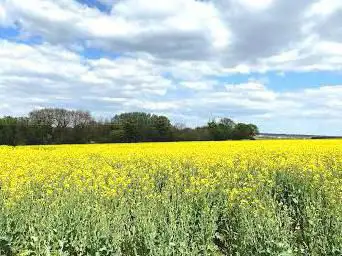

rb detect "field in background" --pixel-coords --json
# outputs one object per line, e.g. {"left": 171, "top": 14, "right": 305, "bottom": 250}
{"left": 0, "top": 140, "right": 341, "bottom": 255}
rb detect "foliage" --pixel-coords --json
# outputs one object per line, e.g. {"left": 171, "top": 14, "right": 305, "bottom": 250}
{"left": 111, "top": 112, "right": 173, "bottom": 142}
{"left": 208, "top": 118, "right": 258, "bottom": 140}
{"left": 0, "top": 109, "right": 258, "bottom": 145}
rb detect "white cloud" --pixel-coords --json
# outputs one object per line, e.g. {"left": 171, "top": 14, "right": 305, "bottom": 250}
{"left": 315, "top": 41, "right": 342, "bottom": 55}
{"left": 307, "top": 0, "right": 342, "bottom": 17}
{"left": 237, "top": 0, "right": 274, "bottom": 11}
{"left": 0, "top": 5, "right": 5, "bottom": 23}
{"left": 0, "top": 40, "right": 173, "bottom": 115}
{"left": 2, "top": 0, "right": 342, "bottom": 71}
{"left": 266, "top": 50, "right": 300, "bottom": 64}
{"left": 2, "top": 0, "right": 230, "bottom": 60}
{"left": 163, "top": 82, "right": 342, "bottom": 125}
{"left": 1, "top": 0, "right": 342, "bottom": 134}
{"left": 1, "top": 39, "right": 340, "bottom": 121}
{"left": 1, "top": 39, "right": 342, "bottom": 124}
{"left": 0, "top": 3, "right": 10, "bottom": 26}
{"left": 180, "top": 81, "right": 216, "bottom": 91}
{"left": 124, "top": 100, "right": 181, "bottom": 111}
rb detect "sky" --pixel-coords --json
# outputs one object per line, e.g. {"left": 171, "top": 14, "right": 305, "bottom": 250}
{"left": 0, "top": 0, "right": 342, "bottom": 135}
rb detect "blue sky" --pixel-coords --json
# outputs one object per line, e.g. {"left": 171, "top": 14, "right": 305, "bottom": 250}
{"left": 1, "top": 0, "right": 342, "bottom": 135}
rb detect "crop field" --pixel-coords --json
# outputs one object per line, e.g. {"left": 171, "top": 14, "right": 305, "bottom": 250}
{"left": 0, "top": 140, "right": 341, "bottom": 255}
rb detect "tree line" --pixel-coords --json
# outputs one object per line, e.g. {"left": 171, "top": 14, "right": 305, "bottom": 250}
{"left": 0, "top": 108, "right": 259, "bottom": 145}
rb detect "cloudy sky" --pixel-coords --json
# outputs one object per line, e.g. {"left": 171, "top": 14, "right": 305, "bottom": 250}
{"left": 0, "top": 0, "right": 342, "bottom": 135}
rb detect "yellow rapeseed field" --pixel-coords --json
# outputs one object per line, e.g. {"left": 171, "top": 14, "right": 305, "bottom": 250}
{"left": 0, "top": 140, "right": 341, "bottom": 255}
{"left": 0, "top": 140, "right": 341, "bottom": 204}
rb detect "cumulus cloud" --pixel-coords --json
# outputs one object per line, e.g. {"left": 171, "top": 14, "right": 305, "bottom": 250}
{"left": 1, "top": 0, "right": 342, "bottom": 134}
{"left": 0, "top": 40, "right": 173, "bottom": 115}
{"left": 1, "top": 39, "right": 341, "bottom": 124}
{"left": 1, "top": 0, "right": 229, "bottom": 60}
{"left": 180, "top": 81, "right": 216, "bottom": 91}
{"left": 1, "top": 0, "right": 342, "bottom": 71}
{"left": 307, "top": 0, "right": 342, "bottom": 17}
{"left": 154, "top": 82, "right": 342, "bottom": 134}
{"left": 0, "top": 4, "right": 9, "bottom": 26}
{"left": 2, "top": 47, "right": 342, "bottom": 134}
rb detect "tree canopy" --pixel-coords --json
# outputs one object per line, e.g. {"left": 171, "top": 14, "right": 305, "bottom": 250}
{"left": 0, "top": 108, "right": 259, "bottom": 145}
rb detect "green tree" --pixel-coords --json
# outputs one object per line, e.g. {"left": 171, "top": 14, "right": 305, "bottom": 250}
{"left": 0, "top": 116, "right": 18, "bottom": 145}
{"left": 232, "top": 123, "right": 258, "bottom": 140}
{"left": 111, "top": 112, "right": 173, "bottom": 142}
{"left": 208, "top": 118, "right": 236, "bottom": 140}
{"left": 151, "top": 115, "right": 172, "bottom": 141}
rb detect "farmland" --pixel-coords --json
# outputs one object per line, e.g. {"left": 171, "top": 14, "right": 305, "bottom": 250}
{"left": 0, "top": 140, "right": 341, "bottom": 255}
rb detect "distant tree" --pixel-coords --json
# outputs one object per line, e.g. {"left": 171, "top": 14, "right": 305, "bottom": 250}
{"left": 208, "top": 118, "right": 236, "bottom": 140}
{"left": 208, "top": 120, "right": 222, "bottom": 140}
{"left": 151, "top": 115, "right": 172, "bottom": 141}
{"left": 208, "top": 118, "right": 259, "bottom": 140}
{"left": 220, "top": 118, "right": 236, "bottom": 129}
{"left": 247, "top": 124, "right": 259, "bottom": 136}
{"left": 70, "top": 110, "right": 93, "bottom": 128}
{"left": 0, "top": 109, "right": 259, "bottom": 145}
{"left": 69, "top": 110, "right": 94, "bottom": 143}
{"left": 0, "top": 117, "right": 30, "bottom": 145}
{"left": 111, "top": 112, "right": 172, "bottom": 142}
{"left": 28, "top": 108, "right": 94, "bottom": 144}
{"left": 174, "top": 123, "right": 186, "bottom": 130}
{"left": 110, "top": 129, "right": 125, "bottom": 142}
{"left": 173, "top": 124, "right": 211, "bottom": 141}
{"left": 232, "top": 123, "right": 258, "bottom": 140}
{"left": 0, "top": 116, "right": 18, "bottom": 145}
{"left": 112, "top": 112, "right": 145, "bottom": 142}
